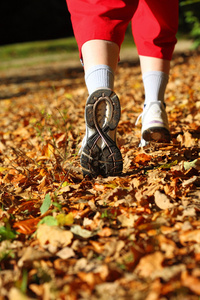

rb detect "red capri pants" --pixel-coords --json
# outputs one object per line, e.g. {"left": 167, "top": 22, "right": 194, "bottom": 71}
{"left": 66, "top": 0, "right": 179, "bottom": 61}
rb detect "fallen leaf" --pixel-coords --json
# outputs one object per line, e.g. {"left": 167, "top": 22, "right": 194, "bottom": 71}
{"left": 38, "top": 216, "right": 58, "bottom": 226}
{"left": 135, "top": 252, "right": 164, "bottom": 278}
{"left": 8, "top": 287, "right": 28, "bottom": 300}
{"left": 1, "top": 45, "right": 200, "bottom": 299}
{"left": 40, "top": 193, "right": 51, "bottom": 215}
{"left": 134, "top": 153, "right": 152, "bottom": 165}
{"left": 183, "top": 131, "right": 197, "bottom": 147}
{"left": 179, "top": 229, "right": 200, "bottom": 245}
{"left": 184, "top": 158, "right": 200, "bottom": 171}
{"left": 18, "top": 246, "right": 51, "bottom": 267}
{"left": 71, "top": 225, "right": 98, "bottom": 238}
{"left": 152, "top": 264, "right": 186, "bottom": 281}
{"left": 182, "top": 175, "right": 198, "bottom": 187}
{"left": 13, "top": 218, "right": 39, "bottom": 234}
{"left": 97, "top": 227, "right": 112, "bottom": 237}
{"left": 77, "top": 272, "right": 96, "bottom": 286}
{"left": 181, "top": 271, "right": 200, "bottom": 295}
{"left": 37, "top": 224, "right": 73, "bottom": 251}
{"left": 56, "top": 247, "right": 75, "bottom": 259}
{"left": 42, "top": 143, "right": 55, "bottom": 158}
{"left": 56, "top": 212, "right": 74, "bottom": 226}
{"left": 154, "top": 190, "right": 174, "bottom": 210}
{"left": 117, "top": 214, "right": 138, "bottom": 227}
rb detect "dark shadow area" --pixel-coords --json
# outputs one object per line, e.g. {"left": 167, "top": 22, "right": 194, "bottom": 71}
{"left": 0, "top": 0, "right": 73, "bottom": 46}
{"left": 0, "top": 65, "right": 84, "bottom": 100}
{"left": 0, "top": 65, "right": 84, "bottom": 85}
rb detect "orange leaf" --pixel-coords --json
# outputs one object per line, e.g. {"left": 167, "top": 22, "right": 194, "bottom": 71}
{"left": 134, "top": 153, "right": 152, "bottom": 165}
{"left": 13, "top": 218, "right": 39, "bottom": 234}
{"left": 39, "top": 168, "right": 47, "bottom": 177}
{"left": 181, "top": 271, "right": 200, "bottom": 295}
{"left": 97, "top": 227, "right": 112, "bottom": 237}
{"left": 42, "top": 143, "right": 55, "bottom": 158}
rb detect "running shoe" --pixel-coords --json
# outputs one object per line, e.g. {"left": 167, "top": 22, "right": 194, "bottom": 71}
{"left": 136, "top": 101, "right": 171, "bottom": 147}
{"left": 80, "top": 88, "right": 123, "bottom": 177}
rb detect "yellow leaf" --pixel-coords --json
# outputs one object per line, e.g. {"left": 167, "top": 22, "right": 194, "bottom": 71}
{"left": 105, "top": 183, "right": 118, "bottom": 189}
{"left": 43, "top": 143, "right": 54, "bottom": 158}
{"left": 56, "top": 213, "right": 74, "bottom": 226}
{"left": 0, "top": 167, "right": 7, "bottom": 173}
{"left": 65, "top": 93, "right": 73, "bottom": 99}
{"left": 62, "top": 181, "right": 70, "bottom": 187}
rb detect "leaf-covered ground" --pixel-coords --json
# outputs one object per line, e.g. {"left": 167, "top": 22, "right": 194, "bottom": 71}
{"left": 0, "top": 49, "right": 200, "bottom": 300}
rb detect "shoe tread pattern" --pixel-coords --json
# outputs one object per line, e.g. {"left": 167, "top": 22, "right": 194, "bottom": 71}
{"left": 81, "top": 89, "right": 123, "bottom": 177}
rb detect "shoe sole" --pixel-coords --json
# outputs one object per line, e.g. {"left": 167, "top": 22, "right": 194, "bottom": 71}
{"left": 81, "top": 89, "right": 123, "bottom": 177}
{"left": 142, "top": 127, "right": 171, "bottom": 143}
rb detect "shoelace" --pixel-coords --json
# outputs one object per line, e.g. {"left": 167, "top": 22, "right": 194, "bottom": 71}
{"left": 135, "top": 102, "right": 166, "bottom": 126}
{"left": 135, "top": 112, "right": 143, "bottom": 126}
{"left": 135, "top": 104, "right": 146, "bottom": 126}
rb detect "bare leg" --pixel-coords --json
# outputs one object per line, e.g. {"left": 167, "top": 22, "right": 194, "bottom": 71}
{"left": 82, "top": 40, "right": 119, "bottom": 73}
{"left": 139, "top": 56, "right": 170, "bottom": 75}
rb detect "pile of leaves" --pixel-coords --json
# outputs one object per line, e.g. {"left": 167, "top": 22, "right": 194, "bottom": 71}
{"left": 0, "top": 50, "right": 200, "bottom": 300}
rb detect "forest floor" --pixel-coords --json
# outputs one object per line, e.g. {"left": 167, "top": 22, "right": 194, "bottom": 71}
{"left": 0, "top": 40, "right": 200, "bottom": 300}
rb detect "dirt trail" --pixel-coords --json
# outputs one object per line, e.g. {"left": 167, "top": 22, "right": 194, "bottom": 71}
{"left": 0, "top": 39, "right": 193, "bottom": 77}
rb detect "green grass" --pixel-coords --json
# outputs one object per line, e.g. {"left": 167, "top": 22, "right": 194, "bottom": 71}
{"left": 0, "top": 34, "right": 135, "bottom": 70}
{"left": 0, "top": 37, "right": 78, "bottom": 61}
{"left": 0, "top": 33, "right": 137, "bottom": 62}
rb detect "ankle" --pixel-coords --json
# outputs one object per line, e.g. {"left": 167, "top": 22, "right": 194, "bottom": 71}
{"left": 143, "top": 71, "right": 169, "bottom": 105}
{"left": 85, "top": 65, "right": 114, "bottom": 95}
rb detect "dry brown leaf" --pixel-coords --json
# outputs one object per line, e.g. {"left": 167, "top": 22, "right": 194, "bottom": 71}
{"left": 8, "top": 288, "right": 29, "bottom": 300}
{"left": 97, "top": 227, "right": 112, "bottom": 237}
{"left": 135, "top": 252, "right": 164, "bottom": 278}
{"left": 152, "top": 264, "right": 186, "bottom": 281}
{"left": 182, "top": 175, "right": 198, "bottom": 187}
{"left": 177, "top": 131, "right": 197, "bottom": 147}
{"left": 56, "top": 247, "right": 75, "bottom": 259}
{"left": 36, "top": 224, "right": 73, "bottom": 251}
{"left": 179, "top": 229, "right": 200, "bottom": 245}
{"left": 157, "top": 235, "right": 177, "bottom": 259}
{"left": 134, "top": 153, "right": 152, "bottom": 165}
{"left": 181, "top": 271, "right": 200, "bottom": 295}
{"left": 18, "top": 246, "right": 51, "bottom": 267}
{"left": 117, "top": 213, "right": 138, "bottom": 227}
{"left": 29, "top": 284, "right": 44, "bottom": 297}
{"left": 154, "top": 190, "right": 174, "bottom": 210}
{"left": 78, "top": 272, "right": 97, "bottom": 286}
{"left": 146, "top": 279, "right": 162, "bottom": 300}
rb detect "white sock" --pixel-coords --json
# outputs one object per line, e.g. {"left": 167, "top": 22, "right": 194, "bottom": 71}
{"left": 85, "top": 64, "right": 114, "bottom": 95}
{"left": 142, "top": 71, "right": 169, "bottom": 105}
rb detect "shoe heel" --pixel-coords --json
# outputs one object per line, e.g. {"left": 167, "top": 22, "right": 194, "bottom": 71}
{"left": 101, "top": 144, "right": 123, "bottom": 176}
{"left": 143, "top": 127, "right": 171, "bottom": 142}
{"left": 81, "top": 144, "right": 123, "bottom": 178}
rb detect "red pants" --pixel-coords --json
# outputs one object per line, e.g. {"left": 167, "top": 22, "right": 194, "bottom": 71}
{"left": 66, "top": 0, "right": 179, "bottom": 60}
